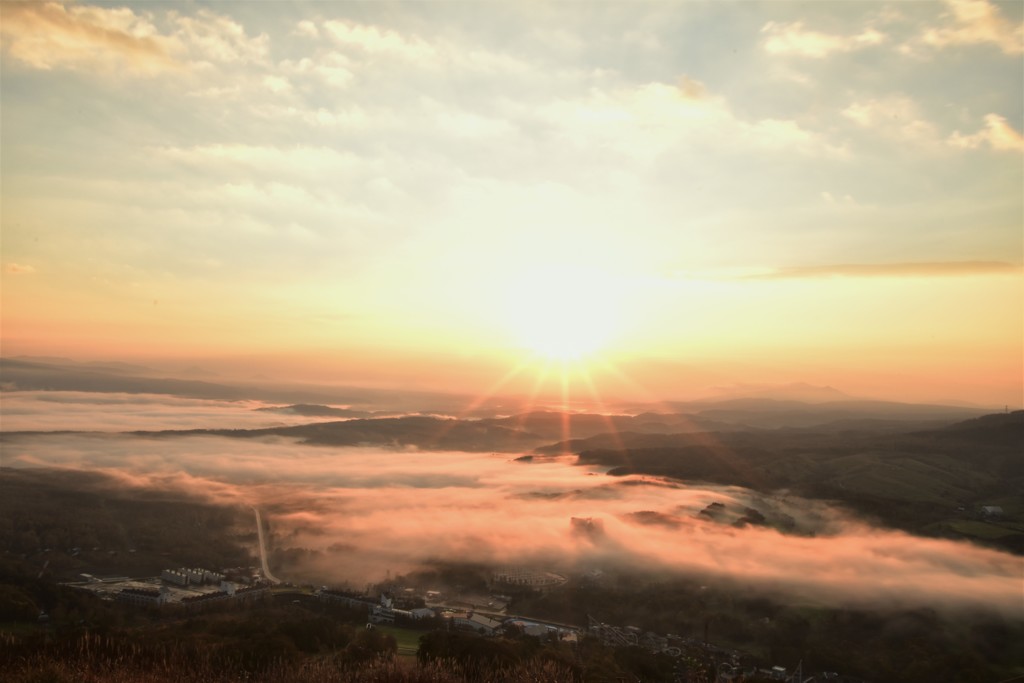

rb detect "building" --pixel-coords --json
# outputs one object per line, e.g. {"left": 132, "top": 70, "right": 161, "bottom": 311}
{"left": 180, "top": 590, "right": 232, "bottom": 613}
{"left": 491, "top": 567, "right": 566, "bottom": 591}
{"left": 453, "top": 611, "right": 503, "bottom": 636}
{"left": 317, "top": 588, "right": 376, "bottom": 611}
{"left": 182, "top": 567, "right": 225, "bottom": 584}
{"left": 234, "top": 584, "right": 271, "bottom": 603}
{"left": 117, "top": 586, "right": 170, "bottom": 607}
{"left": 161, "top": 569, "right": 189, "bottom": 586}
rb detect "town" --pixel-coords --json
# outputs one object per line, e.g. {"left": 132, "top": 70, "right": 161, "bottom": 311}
{"left": 60, "top": 560, "right": 868, "bottom": 683}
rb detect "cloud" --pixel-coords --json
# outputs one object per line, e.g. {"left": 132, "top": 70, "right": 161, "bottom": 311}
{"left": 322, "top": 19, "right": 438, "bottom": 63}
{"left": 540, "top": 79, "right": 848, "bottom": 162}
{"left": 294, "top": 20, "right": 320, "bottom": 40}
{"left": 0, "top": 391, "right": 349, "bottom": 432}
{"left": 170, "top": 8, "right": 269, "bottom": 65}
{"left": 949, "top": 114, "right": 1024, "bottom": 152}
{"left": 842, "top": 99, "right": 1021, "bottom": 155}
{"left": 0, "top": 2, "right": 269, "bottom": 76}
{"left": 4, "top": 263, "right": 36, "bottom": 275}
{"left": 747, "top": 261, "right": 1022, "bottom": 280}
{"left": 279, "top": 52, "right": 355, "bottom": 90}
{"left": 820, "top": 191, "right": 858, "bottom": 206}
{"left": 765, "top": 2, "right": 1022, "bottom": 59}
{"left": 3, "top": 429, "right": 1022, "bottom": 616}
{"left": 841, "top": 96, "right": 941, "bottom": 145}
{"left": 0, "top": 1, "right": 179, "bottom": 75}
{"left": 761, "top": 21, "right": 887, "bottom": 58}
{"left": 262, "top": 75, "right": 292, "bottom": 94}
{"left": 920, "top": 0, "right": 1023, "bottom": 54}
{"left": 316, "top": 18, "right": 531, "bottom": 78}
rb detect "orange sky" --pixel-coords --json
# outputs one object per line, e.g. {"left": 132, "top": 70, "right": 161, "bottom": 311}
{"left": 1, "top": 1, "right": 1022, "bottom": 407}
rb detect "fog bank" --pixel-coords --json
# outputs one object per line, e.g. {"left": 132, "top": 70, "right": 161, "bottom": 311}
{"left": 3, "top": 432, "right": 1020, "bottom": 617}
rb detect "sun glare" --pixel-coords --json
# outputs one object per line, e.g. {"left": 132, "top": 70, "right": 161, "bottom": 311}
{"left": 504, "top": 267, "right": 622, "bottom": 361}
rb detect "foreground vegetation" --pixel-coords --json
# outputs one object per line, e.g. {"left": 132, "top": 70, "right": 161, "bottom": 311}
{"left": 1, "top": 551, "right": 1021, "bottom": 683}
{"left": 1, "top": 634, "right": 580, "bottom": 683}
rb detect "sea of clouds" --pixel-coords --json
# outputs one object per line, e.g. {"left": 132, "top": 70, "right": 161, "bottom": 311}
{"left": 3, "top": 391, "right": 1021, "bottom": 617}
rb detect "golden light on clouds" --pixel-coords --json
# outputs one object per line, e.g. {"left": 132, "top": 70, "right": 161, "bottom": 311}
{"left": 0, "top": 0, "right": 1020, "bottom": 405}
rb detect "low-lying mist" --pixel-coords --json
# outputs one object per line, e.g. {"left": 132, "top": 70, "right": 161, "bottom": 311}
{"left": 3, "top": 427, "right": 1021, "bottom": 618}
{"left": 0, "top": 391, "right": 350, "bottom": 432}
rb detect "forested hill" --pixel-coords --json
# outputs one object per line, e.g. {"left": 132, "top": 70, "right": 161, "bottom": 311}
{"left": 105, "top": 399, "right": 996, "bottom": 453}
{"left": 129, "top": 415, "right": 549, "bottom": 452}
{"left": 570, "top": 411, "right": 1024, "bottom": 553}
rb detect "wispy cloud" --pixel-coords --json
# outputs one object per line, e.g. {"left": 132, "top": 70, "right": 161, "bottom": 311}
{"left": 0, "top": 391, "right": 346, "bottom": 432}
{"left": 761, "top": 21, "right": 887, "bottom": 58}
{"left": 949, "top": 114, "right": 1024, "bottom": 153}
{"left": 841, "top": 96, "right": 941, "bottom": 147}
{"left": 920, "top": 0, "right": 1023, "bottom": 55}
{"left": 170, "top": 8, "right": 268, "bottom": 66}
{"left": 747, "top": 261, "right": 1022, "bottom": 280}
{"left": 4, "top": 263, "right": 36, "bottom": 275}
{"left": 0, "top": 2, "right": 268, "bottom": 76}
{"left": 321, "top": 19, "right": 438, "bottom": 63}
{"left": 540, "top": 78, "right": 849, "bottom": 162}
{"left": 0, "top": 1, "right": 179, "bottom": 75}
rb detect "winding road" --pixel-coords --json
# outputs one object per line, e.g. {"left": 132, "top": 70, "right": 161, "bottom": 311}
{"left": 252, "top": 507, "right": 280, "bottom": 584}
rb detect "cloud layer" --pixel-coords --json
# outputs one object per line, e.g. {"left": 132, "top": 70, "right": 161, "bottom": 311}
{"left": 0, "top": 391, "right": 347, "bottom": 432}
{"left": 4, "top": 429, "right": 1020, "bottom": 617}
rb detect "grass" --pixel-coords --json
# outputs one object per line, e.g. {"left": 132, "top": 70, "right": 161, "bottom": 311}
{"left": 0, "top": 629, "right": 579, "bottom": 683}
{"left": 983, "top": 496, "right": 1024, "bottom": 515}
{"left": 1, "top": 657, "right": 578, "bottom": 682}
{"left": 372, "top": 625, "right": 423, "bottom": 659}
{"left": 943, "top": 520, "right": 1023, "bottom": 539}
{"left": 0, "top": 622, "right": 43, "bottom": 636}
{"left": 823, "top": 452, "right": 986, "bottom": 505}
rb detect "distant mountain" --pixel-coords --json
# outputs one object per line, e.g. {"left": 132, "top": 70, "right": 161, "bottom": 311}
{"left": 659, "top": 398, "right": 988, "bottom": 429}
{"left": 254, "top": 404, "right": 377, "bottom": 419}
{"left": 177, "top": 365, "right": 221, "bottom": 379}
{"left": 96, "top": 402, "right": 998, "bottom": 457}
{"left": 702, "top": 382, "right": 855, "bottom": 403}
{"left": 1, "top": 358, "right": 247, "bottom": 400}
{"left": 479, "top": 411, "right": 735, "bottom": 441}
{"left": 0, "top": 357, "right": 463, "bottom": 412}
{"left": 113, "top": 410, "right": 737, "bottom": 453}
{"left": 921, "top": 410, "right": 1024, "bottom": 451}
{"left": 535, "top": 427, "right": 759, "bottom": 455}
{"left": 136, "top": 415, "right": 547, "bottom": 452}
{"left": 13, "top": 356, "right": 157, "bottom": 376}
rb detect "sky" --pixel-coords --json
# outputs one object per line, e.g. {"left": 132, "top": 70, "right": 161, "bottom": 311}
{"left": 1, "top": 0, "right": 1022, "bottom": 405}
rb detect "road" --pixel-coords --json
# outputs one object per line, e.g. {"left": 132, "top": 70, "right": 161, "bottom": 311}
{"left": 252, "top": 507, "right": 280, "bottom": 584}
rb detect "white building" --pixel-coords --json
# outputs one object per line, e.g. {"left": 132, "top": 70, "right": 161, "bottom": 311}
{"left": 161, "top": 569, "right": 189, "bottom": 586}
{"left": 492, "top": 567, "right": 566, "bottom": 590}
{"left": 118, "top": 586, "right": 170, "bottom": 607}
{"left": 453, "top": 612, "right": 503, "bottom": 636}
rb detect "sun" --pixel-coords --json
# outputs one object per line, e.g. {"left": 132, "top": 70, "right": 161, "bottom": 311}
{"left": 503, "top": 266, "right": 622, "bottom": 362}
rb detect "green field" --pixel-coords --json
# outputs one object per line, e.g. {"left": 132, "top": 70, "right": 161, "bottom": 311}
{"left": 373, "top": 625, "right": 423, "bottom": 659}
{"left": 943, "top": 520, "right": 1024, "bottom": 539}
{"left": 824, "top": 453, "right": 975, "bottom": 503}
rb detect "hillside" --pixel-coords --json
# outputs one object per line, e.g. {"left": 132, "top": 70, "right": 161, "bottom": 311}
{"left": 567, "top": 412, "right": 1024, "bottom": 553}
{"left": 133, "top": 416, "right": 549, "bottom": 452}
